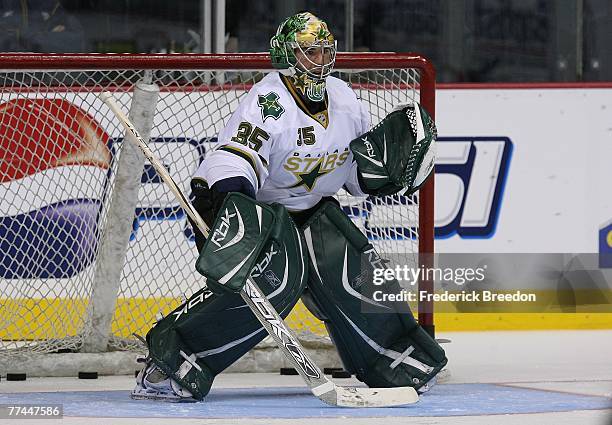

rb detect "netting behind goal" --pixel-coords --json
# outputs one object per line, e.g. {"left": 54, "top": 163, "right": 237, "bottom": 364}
{"left": 0, "top": 53, "right": 434, "bottom": 362}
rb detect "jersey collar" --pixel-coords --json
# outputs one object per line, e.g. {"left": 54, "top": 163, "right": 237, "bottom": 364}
{"left": 280, "top": 74, "right": 330, "bottom": 129}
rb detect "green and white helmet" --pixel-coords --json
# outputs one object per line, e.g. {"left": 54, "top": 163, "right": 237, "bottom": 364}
{"left": 270, "top": 12, "right": 337, "bottom": 101}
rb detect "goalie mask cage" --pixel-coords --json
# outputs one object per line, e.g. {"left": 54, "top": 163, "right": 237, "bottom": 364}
{"left": 0, "top": 53, "right": 434, "bottom": 375}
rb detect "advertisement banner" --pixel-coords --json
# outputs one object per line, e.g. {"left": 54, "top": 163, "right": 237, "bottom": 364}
{"left": 436, "top": 87, "right": 612, "bottom": 255}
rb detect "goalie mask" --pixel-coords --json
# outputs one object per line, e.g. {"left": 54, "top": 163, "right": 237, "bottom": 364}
{"left": 270, "top": 11, "right": 337, "bottom": 102}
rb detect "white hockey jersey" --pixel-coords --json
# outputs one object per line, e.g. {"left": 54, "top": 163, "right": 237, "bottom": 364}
{"left": 193, "top": 72, "right": 371, "bottom": 211}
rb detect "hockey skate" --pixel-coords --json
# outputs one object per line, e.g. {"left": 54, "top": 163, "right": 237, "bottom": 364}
{"left": 417, "top": 375, "right": 437, "bottom": 394}
{"left": 132, "top": 360, "right": 197, "bottom": 402}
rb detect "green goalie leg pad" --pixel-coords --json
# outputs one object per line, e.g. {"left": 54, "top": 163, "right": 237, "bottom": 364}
{"left": 146, "top": 199, "right": 308, "bottom": 400}
{"left": 301, "top": 201, "right": 447, "bottom": 391}
{"left": 146, "top": 309, "right": 215, "bottom": 400}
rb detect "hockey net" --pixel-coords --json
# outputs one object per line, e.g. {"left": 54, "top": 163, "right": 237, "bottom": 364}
{"left": 0, "top": 53, "right": 434, "bottom": 370}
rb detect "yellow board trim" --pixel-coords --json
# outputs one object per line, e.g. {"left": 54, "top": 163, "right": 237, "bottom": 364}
{"left": 2, "top": 298, "right": 611, "bottom": 340}
{"left": 434, "top": 312, "right": 612, "bottom": 331}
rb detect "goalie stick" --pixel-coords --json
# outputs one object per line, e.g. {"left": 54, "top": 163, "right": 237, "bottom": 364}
{"left": 99, "top": 90, "right": 419, "bottom": 408}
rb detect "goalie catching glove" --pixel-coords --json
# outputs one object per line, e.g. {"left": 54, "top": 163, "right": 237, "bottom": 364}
{"left": 350, "top": 101, "right": 437, "bottom": 196}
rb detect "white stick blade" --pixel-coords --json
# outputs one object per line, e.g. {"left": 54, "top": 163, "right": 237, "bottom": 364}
{"left": 335, "top": 386, "right": 419, "bottom": 407}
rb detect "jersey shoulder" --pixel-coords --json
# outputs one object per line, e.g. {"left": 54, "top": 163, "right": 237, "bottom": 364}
{"left": 236, "top": 73, "right": 296, "bottom": 131}
{"left": 326, "top": 75, "right": 357, "bottom": 95}
{"left": 326, "top": 75, "right": 364, "bottom": 112}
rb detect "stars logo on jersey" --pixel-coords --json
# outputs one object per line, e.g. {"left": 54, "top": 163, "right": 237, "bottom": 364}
{"left": 257, "top": 92, "right": 285, "bottom": 121}
{"left": 283, "top": 149, "right": 350, "bottom": 192}
{"left": 287, "top": 157, "right": 330, "bottom": 191}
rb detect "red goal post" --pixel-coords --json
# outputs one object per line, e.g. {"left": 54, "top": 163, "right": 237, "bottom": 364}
{"left": 0, "top": 53, "right": 435, "bottom": 370}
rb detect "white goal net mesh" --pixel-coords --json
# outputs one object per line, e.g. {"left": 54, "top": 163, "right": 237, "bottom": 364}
{"left": 0, "top": 54, "right": 431, "bottom": 359}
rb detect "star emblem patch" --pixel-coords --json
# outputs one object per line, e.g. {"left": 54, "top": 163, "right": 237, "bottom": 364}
{"left": 257, "top": 92, "right": 285, "bottom": 121}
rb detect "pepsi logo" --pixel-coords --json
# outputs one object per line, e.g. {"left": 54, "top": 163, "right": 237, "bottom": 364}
{"left": 0, "top": 98, "right": 111, "bottom": 279}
